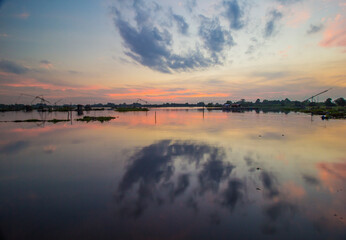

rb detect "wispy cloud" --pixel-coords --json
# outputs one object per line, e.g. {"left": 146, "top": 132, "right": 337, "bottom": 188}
{"left": 306, "top": 23, "right": 324, "bottom": 34}
{"left": 223, "top": 0, "right": 245, "bottom": 30}
{"left": 251, "top": 71, "right": 291, "bottom": 80}
{"left": 198, "top": 15, "right": 234, "bottom": 59}
{"left": 39, "top": 60, "right": 53, "bottom": 69}
{"left": 320, "top": 14, "right": 346, "bottom": 48}
{"left": 286, "top": 10, "right": 310, "bottom": 28}
{"left": 172, "top": 14, "right": 189, "bottom": 35}
{"left": 15, "top": 12, "right": 30, "bottom": 19}
{"left": 185, "top": 0, "right": 197, "bottom": 12}
{"left": 264, "top": 9, "right": 283, "bottom": 38}
{"left": 0, "top": 59, "right": 29, "bottom": 74}
{"left": 274, "top": 0, "right": 303, "bottom": 5}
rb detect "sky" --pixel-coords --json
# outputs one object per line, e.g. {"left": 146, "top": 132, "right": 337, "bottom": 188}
{"left": 0, "top": 0, "right": 345, "bottom": 104}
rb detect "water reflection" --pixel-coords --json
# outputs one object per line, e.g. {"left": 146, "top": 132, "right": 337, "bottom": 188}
{"left": 302, "top": 174, "right": 321, "bottom": 186}
{"left": 113, "top": 139, "right": 345, "bottom": 239}
{"left": 0, "top": 140, "right": 30, "bottom": 154}
{"left": 0, "top": 111, "right": 345, "bottom": 239}
{"left": 115, "top": 140, "right": 235, "bottom": 218}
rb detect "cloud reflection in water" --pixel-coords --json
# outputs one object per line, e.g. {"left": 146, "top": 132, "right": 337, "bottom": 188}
{"left": 113, "top": 139, "right": 316, "bottom": 239}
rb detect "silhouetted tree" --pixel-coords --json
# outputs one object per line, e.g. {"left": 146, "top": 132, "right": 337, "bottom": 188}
{"left": 325, "top": 98, "right": 335, "bottom": 107}
{"left": 334, "top": 97, "right": 345, "bottom": 106}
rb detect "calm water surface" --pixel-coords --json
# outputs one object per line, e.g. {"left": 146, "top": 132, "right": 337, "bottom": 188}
{"left": 0, "top": 109, "right": 345, "bottom": 239}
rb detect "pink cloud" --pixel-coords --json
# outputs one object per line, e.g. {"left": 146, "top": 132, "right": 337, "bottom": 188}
{"left": 40, "top": 61, "right": 54, "bottom": 69}
{"left": 278, "top": 46, "right": 292, "bottom": 58}
{"left": 107, "top": 88, "right": 229, "bottom": 101}
{"left": 320, "top": 14, "right": 346, "bottom": 48}
{"left": 287, "top": 10, "right": 310, "bottom": 28}
{"left": 15, "top": 12, "right": 30, "bottom": 19}
{"left": 0, "top": 73, "right": 108, "bottom": 92}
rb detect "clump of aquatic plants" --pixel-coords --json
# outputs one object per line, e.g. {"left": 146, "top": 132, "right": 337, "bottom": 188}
{"left": 13, "top": 119, "right": 42, "bottom": 122}
{"left": 47, "top": 119, "right": 70, "bottom": 123}
{"left": 76, "top": 116, "right": 116, "bottom": 122}
{"left": 1, "top": 119, "right": 70, "bottom": 123}
{"left": 115, "top": 107, "right": 149, "bottom": 112}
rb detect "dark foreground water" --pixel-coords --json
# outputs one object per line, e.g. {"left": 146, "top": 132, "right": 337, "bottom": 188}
{"left": 0, "top": 109, "right": 345, "bottom": 240}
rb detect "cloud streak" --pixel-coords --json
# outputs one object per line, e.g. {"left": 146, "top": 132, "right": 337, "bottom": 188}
{"left": 198, "top": 15, "right": 234, "bottom": 59}
{"left": 320, "top": 14, "right": 346, "bottom": 48}
{"left": 307, "top": 24, "right": 324, "bottom": 34}
{"left": 173, "top": 14, "right": 189, "bottom": 35}
{"left": 274, "top": 0, "right": 302, "bottom": 4}
{"left": 264, "top": 10, "right": 283, "bottom": 38}
{"left": 0, "top": 60, "right": 29, "bottom": 74}
{"left": 39, "top": 60, "right": 53, "bottom": 69}
{"left": 223, "top": 0, "right": 245, "bottom": 30}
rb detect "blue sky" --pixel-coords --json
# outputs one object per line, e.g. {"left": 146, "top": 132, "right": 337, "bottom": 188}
{"left": 0, "top": 0, "right": 345, "bottom": 104}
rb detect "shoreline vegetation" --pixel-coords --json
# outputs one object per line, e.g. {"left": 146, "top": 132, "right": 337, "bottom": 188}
{"left": 0, "top": 97, "right": 345, "bottom": 119}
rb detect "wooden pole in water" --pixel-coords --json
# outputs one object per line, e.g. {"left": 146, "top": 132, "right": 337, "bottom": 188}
{"left": 155, "top": 111, "right": 156, "bottom": 124}
{"left": 70, "top": 102, "right": 73, "bottom": 124}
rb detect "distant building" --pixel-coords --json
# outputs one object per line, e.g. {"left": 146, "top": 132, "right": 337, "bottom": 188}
{"left": 223, "top": 103, "right": 241, "bottom": 109}
{"left": 232, "top": 103, "right": 241, "bottom": 108}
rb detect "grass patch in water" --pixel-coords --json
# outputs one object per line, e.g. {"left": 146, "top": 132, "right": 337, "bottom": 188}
{"left": 13, "top": 119, "right": 42, "bottom": 122}
{"left": 115, "top": 107, "right": 149, "bottom": 112}
{"left": 47, "top": 119, "right": 70, "bottom": 123}
{"left": 76, "top": 116, "right": 116, "bottom": 122}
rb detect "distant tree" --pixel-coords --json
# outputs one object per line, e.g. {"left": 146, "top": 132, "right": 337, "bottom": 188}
{"left": 325, "top": 98, "right": 335, "bottom": 107}
{"left": 293, "top": 101, "right": 302, "bottom": 107}
{"left": 197, "top": 102, "right": 205, "bottom": 106}
{"left": 255, "top": 99, "right": 261, "bottom": 104}
{"left": 207, "top": 103, "right": 214, "bottom": 107}
{"left": 226, "top": 100, "right": 232, "bottom": 104}
{"left": 334, "top": 97, "right": 345, "bottom": 106}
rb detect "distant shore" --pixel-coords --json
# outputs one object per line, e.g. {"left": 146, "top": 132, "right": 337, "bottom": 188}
{"left": 1, "top": 98, "right": 345, "bottom": 119}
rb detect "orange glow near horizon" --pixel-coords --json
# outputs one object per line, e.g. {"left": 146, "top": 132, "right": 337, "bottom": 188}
{"left": 108, "top": 89, "right": 230, "bottom": 101}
